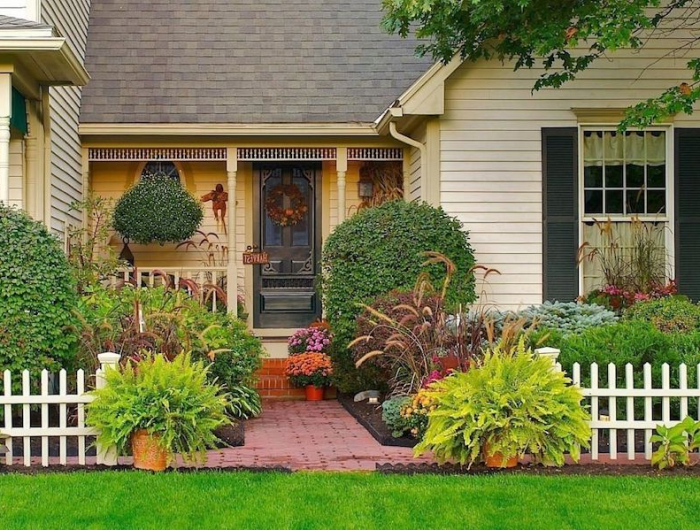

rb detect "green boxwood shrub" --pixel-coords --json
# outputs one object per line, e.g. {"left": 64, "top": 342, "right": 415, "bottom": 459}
{"left": 114, "top": 175, "right": 203, "bottom": 245}
{"left": 624, "top": 297, "right": 700, "bottom": 333}
{"left": 0, "top": 205, "right": 77, "bottom": 386}
{"left": 321, "top": 200, "right": 476, "bottom": 392}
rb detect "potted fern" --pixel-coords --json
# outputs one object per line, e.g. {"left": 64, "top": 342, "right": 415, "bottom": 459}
{"left": 415, "top": 340, "right": 591, "bottom": 468}
{"left": 87, "top": 354, "right": 230, "bottom": 471}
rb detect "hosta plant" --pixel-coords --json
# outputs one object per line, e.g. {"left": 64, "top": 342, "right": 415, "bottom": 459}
{"left": 114, "top": 174, "right": 203, "bottom": 245}
{"left": 87, "top": 354, "right": 230, "bottom": 465}
{"left": 415, "top": 340, "right": 591, "bottom": 467}
{"left": 651, "top": 416, "right": 700, "bottom": 470}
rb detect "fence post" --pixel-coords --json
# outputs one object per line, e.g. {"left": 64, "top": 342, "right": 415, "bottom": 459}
{"left": 95, "top": 352, "right": 121, "bottom": 466}
{"left": 535, "top": 347, "right": 560, "bottom": 370}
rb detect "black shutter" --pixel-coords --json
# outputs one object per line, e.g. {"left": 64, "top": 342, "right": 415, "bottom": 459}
{"left": 542, "top": 128, "right": 579, "bottom": 302}
{"left": 675, "top": 129, "right": 700, "bottom": 301}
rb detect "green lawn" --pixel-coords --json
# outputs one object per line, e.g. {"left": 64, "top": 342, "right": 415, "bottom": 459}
{"left": 0, "top": 471, "right": 698, "bottom": 530}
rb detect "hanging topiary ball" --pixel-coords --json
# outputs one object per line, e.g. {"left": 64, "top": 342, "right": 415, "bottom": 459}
{"left": 114, "top": 174, "right": 204, "bottom": 245}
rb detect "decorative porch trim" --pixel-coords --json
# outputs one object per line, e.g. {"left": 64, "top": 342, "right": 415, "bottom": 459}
{"left": 87, "top": 147, "right": 227, "bottom": 161}
{"left": 237, "top": 147, "right": 337, "bottom": 161}
{"left": 347, "top": 147, "right": 403, "bottom": 161}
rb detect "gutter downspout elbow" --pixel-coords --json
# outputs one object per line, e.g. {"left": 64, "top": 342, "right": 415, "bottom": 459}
{"left": 389, "top": 121, "right": 426, "bottom": 187}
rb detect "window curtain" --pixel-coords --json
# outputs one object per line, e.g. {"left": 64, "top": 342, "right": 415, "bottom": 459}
{"left": 583, "top": 131, "right": 665, "bottom": 167}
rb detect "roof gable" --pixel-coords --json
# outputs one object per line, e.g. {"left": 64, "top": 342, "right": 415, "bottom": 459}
{"left": 80, "top": 0, "right": 433, "bottom": 125}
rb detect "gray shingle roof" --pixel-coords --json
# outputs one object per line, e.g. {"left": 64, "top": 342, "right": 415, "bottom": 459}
{"left": 80, "top": 0, "right": 433, "bottom": 124}
{"left": 0, "top": 15, "right": 52, "bottom": 30}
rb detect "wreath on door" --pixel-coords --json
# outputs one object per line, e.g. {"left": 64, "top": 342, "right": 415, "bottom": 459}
{"left": 265, "top": 183, "right": 308, "bottom": 227}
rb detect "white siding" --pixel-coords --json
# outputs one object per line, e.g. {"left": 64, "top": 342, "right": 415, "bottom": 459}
{"left": 8, "top": 136, "right": 23, "bottom": 208}
{"left": 407, "top": 123, "right": 425, "bottom": 201}
{"left": 441, "top": 39, "right": 700, "bottom": 309}
{"left": 41, "top": 0, "right": 90, "bottom": 236}
{"left": 0, "top": 0, "right": 37, "bottom": 21}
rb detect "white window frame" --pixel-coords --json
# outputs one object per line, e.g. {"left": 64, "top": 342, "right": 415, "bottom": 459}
{"left": 576, "top": 124, "right": 675, "bottom": 296}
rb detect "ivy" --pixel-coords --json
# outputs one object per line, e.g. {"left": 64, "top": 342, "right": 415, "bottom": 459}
{"left": 0, "top": 205, "right": 77, "bottom": 389}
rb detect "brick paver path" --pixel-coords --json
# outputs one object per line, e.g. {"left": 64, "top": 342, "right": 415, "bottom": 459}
{"left": 204, "top": 400, "right": 434, "bottom": 471}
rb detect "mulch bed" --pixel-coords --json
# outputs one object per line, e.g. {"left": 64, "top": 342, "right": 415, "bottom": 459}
{"left": 338, "top": 394, "right": 417, "bottom": 448}
{"left": 377, "top": 462, "right": 700, "bottom": 477}
{"left": 214, "top": 422, "right": 245, "bottom": 448}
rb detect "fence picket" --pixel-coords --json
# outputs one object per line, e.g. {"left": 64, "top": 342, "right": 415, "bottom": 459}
{"left": 41, "top": 370, "right": 49, "bottom": 467}
{"left": 3, "top": 370, "right": 12, "bottom": 465}
{"left": 644, "top": 363, "right": 653, "bottom": 459}
{"left": 662, "top": 364, "right": 670, "bottom": 425}
{"left": 591, "top": 363, "right": 599, "bottom": 461}
{"left": 625, "top": 363, "right": 634, "bottom": 461}
{"left": 22, "top": 370, "right": 30, "bottom": 466}
{"left": 77, "top": 370, "right": 86, "bottom": 466}
{"left": 59, "top": 370, "right": 67, "bottom": 466}
{"left": 573, "top": 363, "right": 581, "bottom": 387}
{"left": 608, "top": 363, "right": 617, "bottom": 460}
{"left": 679, "top": 364, "right": 688, "bottom": 420}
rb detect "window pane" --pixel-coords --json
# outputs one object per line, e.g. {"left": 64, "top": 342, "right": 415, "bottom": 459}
{"left": 584, "top": 166, "right": 603, "bottom": 188}
{"left": 647, "top": 190, "right": 666, "bottom": 215}
{"left": 626, "top": 164, "right": 644, "bottom": 188}
{"left": 648, "top": 165, "right": 665, "bottom": 188}
{"left": 605, "top": 165, "right": 623, "bottom": 187}
{"left": 605, "top": 190, "right": 624, "bottom": 214}
{"left": 626, "top": 189, "right": 644, "bottom": 214}
{"left": 585, "top": 190, "right": 603, "bottom": 214}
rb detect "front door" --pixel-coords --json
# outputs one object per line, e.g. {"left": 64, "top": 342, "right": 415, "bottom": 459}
{"left": 253, "top": 163, "right": 322, "bottom": 328}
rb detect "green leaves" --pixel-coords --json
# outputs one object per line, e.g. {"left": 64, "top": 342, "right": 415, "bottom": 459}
{"left": 86, "top": 354, "right": 231, "bottom": 464}
{"left": 114, "top": 175, "right": 204, "bottom": 245}
{"left": 383, "top": 0, "right": 700, "bottom": 128}
{"left": 651, "top": 416, "right": 699, "bottom": 470}
{"left": 415, "top": 341, "right": 591, "bottom": 467}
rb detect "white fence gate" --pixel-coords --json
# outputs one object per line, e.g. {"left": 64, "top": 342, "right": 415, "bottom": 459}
{"left": 0, "top": 353, "right": 119, "bottom": 467}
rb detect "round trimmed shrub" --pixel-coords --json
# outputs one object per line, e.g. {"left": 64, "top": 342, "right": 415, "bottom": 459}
{"left": 114, "top": 175, "right": 203, "bottom": 244}
{"left": 321, "top": 200, "right": 476, "bottom": 392}
{"left": 624, "top": 297, "right": 700, "bottom": 333}
{"left": 0, "top": 205, "right": 77, "bottom": 383}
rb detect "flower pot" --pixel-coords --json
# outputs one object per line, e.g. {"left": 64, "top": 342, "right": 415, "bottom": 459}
{"left": 305, "top": 385, "right": 324, "bottom": 401}
{"left": 131, "top": 429, "right": 168, "bottom": 471}
{"left": 483, "top": 444, "right": 518, "bottom": 469}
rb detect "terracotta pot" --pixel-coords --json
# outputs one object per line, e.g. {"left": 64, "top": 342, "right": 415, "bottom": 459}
{"left": 131, "top": 429, "right": 168, "bottom": 471}
{"left": 305, "top": 385, "right": 324, "bottom": 401}
{"left": 483, "top": 443, "right": 518, "bottom": 468}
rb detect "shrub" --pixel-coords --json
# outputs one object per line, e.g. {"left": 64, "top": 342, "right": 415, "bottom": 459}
{"left": 0, "top": 205, "right": 77, "bottom": 386}
{"left": 651, "top": 417, "right": 700, "bottom": 469}
{"left": 624, "top": 297, "right": 700, "bottom": 333}
{"left": 322, "top": 200, "right": 476, "bottom": 393}
{"left": 583, "top": 282, "right": 677, "bottom": 313}
{"left": 87, "top": 354, "right": 230, "bottom": 465}
{"left": 284, "top": 352, "right": 333, "bottom": 388}
{"left": 114, "top": 175, "right": 203, "bottom": 245}
{"left": 500, "top": 301, "right": 617, "bottom": 336}
{"left": 288, "top": 326, "right": 333, "bottom": 355}
{"left": 415, "top": 341, "right": 590, "bottom": 467}
{"left": 381, "top": 396, "right": 412, "bottom": 438}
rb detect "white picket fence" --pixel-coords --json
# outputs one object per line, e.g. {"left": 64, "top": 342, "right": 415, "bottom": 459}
{"left": 0, "top": 353, "right": 120, "bottom": 467}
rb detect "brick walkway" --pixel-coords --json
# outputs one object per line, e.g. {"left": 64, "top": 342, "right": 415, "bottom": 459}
{"left": 204, "top": 400, "right": 433, "bottom": 471}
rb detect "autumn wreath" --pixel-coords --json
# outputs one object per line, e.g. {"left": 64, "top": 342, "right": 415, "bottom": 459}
{"left": 265, "top": 183, "right": 308, "bottom": 226}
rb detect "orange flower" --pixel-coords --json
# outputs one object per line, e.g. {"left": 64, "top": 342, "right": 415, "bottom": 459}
{"left": 284, "top": 352, "right": 333, "bottom": 377}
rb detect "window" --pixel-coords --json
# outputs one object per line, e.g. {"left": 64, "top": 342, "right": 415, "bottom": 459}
{"left": 580, "top": 128, "right": 672, "bottom": 294}
{"left": 583, "top": 130, "right": 666, "bottom": 217}
{"left": 141, "top": 161, "right": 180, "bottom": 183}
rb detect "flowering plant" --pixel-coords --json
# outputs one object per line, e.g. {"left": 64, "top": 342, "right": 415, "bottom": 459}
{"left": 285, "top": 352, "right": 333, "bottom": 388}
{"left": 288, "top": 326, "right": 333, "bottom": 355}
{"left": 582, "top": 280, "right": 677, "bottom": 312}
{"left": 399, "top": 389, "right": 439, "bottom": 439}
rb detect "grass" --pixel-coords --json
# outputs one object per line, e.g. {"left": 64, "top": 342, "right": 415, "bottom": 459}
{"left": 0, "top": 471, "right": 698, "bottom": 529}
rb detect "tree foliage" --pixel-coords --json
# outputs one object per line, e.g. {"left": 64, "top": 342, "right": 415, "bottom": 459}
{"left": 383, "top": 0, "right": 700, "bottom": 127}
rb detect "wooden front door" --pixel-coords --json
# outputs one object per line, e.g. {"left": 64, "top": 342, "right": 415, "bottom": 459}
{"left": 253, "top": 163, "right": 322, "bottom": 328}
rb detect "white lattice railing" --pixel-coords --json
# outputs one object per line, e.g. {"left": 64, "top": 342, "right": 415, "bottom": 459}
{"left": 0, "top": 353, "right": 120, "bottom": 467}
{"left": 112, "top": 267, "right": 228, "bottom": 312}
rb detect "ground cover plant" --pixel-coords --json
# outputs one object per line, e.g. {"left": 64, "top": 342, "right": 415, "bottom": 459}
{"left": 0, "top": 205, "right": 77, "bottom": 391}
{"left": 624, "top": 297, "right": 700, "bottom": 333}
{"left": 0, "top": 472, "right": 699, "bottom": 530}
{"left": 322, "top": 200, "right": 476, "bottom": 392}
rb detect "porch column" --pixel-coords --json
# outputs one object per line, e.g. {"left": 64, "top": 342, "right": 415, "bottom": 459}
{"left": 336, "top": 147, "right": 347, "bottom": 223}
{"left": 0, "top": 74, "right": 11, "bottom": 205}
{"left": 226, "top": 147, "right": 238, "bottom": 317}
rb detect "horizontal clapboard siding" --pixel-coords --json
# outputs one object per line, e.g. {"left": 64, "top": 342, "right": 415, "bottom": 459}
{"left": 441, "top": 37, "right": 700, "bottom": 309}
{"left": 41, "top": 0, "right": 90, "bottom": 237}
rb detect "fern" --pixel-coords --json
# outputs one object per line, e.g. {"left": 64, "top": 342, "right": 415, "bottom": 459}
{"left": 415, "top": 340, "right": 591, "bottom": 467}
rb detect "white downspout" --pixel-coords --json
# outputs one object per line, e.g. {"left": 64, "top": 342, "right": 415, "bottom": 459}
{"left": 389, "top": 119, "right": 426, "bottom": 188}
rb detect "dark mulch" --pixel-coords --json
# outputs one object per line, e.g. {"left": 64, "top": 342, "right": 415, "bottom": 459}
{"left": 214, "top": 422, "right": 245, "bottom": 448}
{"left": 0, "top": 465, "right": 291, "bottom": 475}
{"left": 377, "top": 462, "right": 700, "bottom": 477}
{"left": 338, "top": 394, "right": 417, "bottom": 448}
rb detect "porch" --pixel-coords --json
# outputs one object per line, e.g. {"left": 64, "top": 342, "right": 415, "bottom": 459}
{"left": 86, "top": 145, "right": 410, "bottom": 353}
